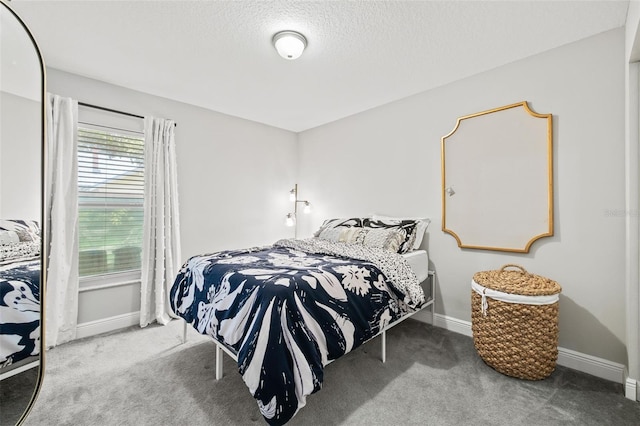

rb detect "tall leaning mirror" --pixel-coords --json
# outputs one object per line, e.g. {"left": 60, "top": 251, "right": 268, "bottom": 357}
{"left": 0, "top": 1, "right": 45, "bottom": 425}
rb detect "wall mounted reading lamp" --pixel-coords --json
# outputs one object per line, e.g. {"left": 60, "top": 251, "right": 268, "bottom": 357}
{"left": 286, "top": 184, "right": 311, "bottom": 238}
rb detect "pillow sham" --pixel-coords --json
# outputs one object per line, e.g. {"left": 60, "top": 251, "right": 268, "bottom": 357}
{"left": 314, "top": 217, "right": 419, "bottom": 254}
{"left": 361, "top": 228, "right": 404, "bottom": 253}
{"left": 361, "top": 218, "right": 419, "bottom": 254}
{"left": 371, "top": 214, "right": 430, "bottom": 250}
{"left": 0, "top": 220, "right": 41, "bottom": 264}
{"left": 0, "top": 240, "right": 40, "bottom": 264}
{"left": 316, "top": 227, "right": 346, "bottom": 242}
{"left": 0, "top": 229, "right": 20, "bottom": 245}
{"left": 0, "top": 220, "right": 41, "bottom": 242}
{"left": 316, "top": 225, "right": 404, "bottom": 253}
{"left": 313, "top": 217, "right": 367, "bottom": 237}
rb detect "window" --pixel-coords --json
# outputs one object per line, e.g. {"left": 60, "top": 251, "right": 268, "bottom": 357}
{"left": 77, "top": 116, "right": 144, "bottom": 282}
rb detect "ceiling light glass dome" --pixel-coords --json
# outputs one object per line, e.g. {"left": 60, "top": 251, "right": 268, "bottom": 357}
{"left": 272, "top": 31, "right": 307, "bottom": 60}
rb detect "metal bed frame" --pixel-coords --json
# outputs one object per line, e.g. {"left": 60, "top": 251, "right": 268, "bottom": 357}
{"left": 182, "top": 270, "right": 436, "bottom": 380}
{"left": 0, "top": 357, "right": 39, "bottom": 381}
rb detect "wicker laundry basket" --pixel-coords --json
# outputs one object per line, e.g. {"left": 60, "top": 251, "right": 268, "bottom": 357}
{"left": 471, "top": 264, "right": 561, "bottom": 380}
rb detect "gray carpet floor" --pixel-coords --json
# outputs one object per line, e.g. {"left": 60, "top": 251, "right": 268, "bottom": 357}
{"left": 17, "top": 319, "right": 640, "bottom": 425}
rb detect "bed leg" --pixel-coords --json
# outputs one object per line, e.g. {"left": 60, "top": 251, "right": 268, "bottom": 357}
{"left": 216, "top": 344, "right": 224, "bottom": 380}
{"left": 182, "top": 320, "right": 187, "bottom": 344}
{"left": 381, "top": 329, "right": 386, "bottom": 363}
{"left": 430, "top": 271, "right": 436, "bottom": 326}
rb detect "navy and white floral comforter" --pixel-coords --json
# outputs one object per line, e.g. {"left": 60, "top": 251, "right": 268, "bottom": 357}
{"left": 0, "top": 259, "right": 40, "bottom": 369}
{"left": 170, "top": 238, "right": 424, "bottom": 425}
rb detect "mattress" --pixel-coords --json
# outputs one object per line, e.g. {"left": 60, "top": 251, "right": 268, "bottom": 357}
{"left": 402, "top": 249, "right": 429, "bottom": 283}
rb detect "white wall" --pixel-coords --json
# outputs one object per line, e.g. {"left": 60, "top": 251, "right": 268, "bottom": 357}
{"left": 47, "top": 68, "right": 297, "bottom": 324}
{"left": 0, "top": 91, "right": 40, "bottom": 220}
{"left": 298, "top": 28, "right": 627, "bottom": 365}
{"left": 624, "top": 0, "right": 640, "bottom": 399}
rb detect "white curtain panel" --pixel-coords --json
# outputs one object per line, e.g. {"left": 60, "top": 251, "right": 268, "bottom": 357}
{"left": 45, "top": 93, "right": 79, "bottom": 348}
{"left": 140, "top": 117, "right": 182, "bottom": 327}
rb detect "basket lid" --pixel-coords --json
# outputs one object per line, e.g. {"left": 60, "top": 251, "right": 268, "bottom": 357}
{"left": 473, "top": 264, "right": 561, "bottom": 296}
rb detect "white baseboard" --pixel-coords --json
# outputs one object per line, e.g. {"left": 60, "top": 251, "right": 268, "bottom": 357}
{"left": 76, "top": 311, "right": 140, "bottom": 339}
{"left": 431, "top": 313, "right": 626, "bottom": 384}
{"left": 624, "top": 376, "right": 638, "bottom": 401}
{"left": 433, "top": 313, "right": 473, "bottom": 337}
{"left": 411, "top": 309, "right": 434, "bottom": 325}
{"left": 557, "top": 347, "right": 625, "bottom": 384}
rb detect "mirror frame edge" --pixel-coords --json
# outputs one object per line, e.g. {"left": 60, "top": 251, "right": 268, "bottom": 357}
{"left": 1, "top": 1, "right": 47, "bottom": 424}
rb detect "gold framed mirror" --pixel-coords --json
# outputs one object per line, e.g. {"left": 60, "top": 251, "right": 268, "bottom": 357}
{"left": 0, "top": 1, "right": 46, "bottom": 424}
{"left": 441, "top": 101, "right": 553, "bottom": 253}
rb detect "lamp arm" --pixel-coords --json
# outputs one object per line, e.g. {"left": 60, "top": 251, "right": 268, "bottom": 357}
{"left": 294, "top": 199, "right": 309, "bottom": 215}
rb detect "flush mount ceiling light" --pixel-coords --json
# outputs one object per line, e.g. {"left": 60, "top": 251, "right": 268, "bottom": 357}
{"left": 272, "top": 30, "right": 307, "bottom": 60}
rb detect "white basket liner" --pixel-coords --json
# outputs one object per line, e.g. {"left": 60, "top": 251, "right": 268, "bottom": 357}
{"left": 472, "top": 279, "right": 559, "bottom": 316}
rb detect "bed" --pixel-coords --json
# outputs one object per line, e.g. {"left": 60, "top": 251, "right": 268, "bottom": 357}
{"left": 170, "top": 217, "right": 433, "bottom": 425}
{"left": 0, "top": 220, "right": 41, "bottom": 379}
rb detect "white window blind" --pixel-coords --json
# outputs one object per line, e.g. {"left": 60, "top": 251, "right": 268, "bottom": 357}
{"left": 77, "top": 121, "right": 144, "bottom": 279}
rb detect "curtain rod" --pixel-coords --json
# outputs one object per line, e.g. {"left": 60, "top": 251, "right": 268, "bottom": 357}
{"left": 78, "top": 102, "right": 177, "bottom": 127}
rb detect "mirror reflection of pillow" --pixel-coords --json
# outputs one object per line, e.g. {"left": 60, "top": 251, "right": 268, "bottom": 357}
{"left": 0, "top": 230, "right": 20, "bottom": 245}
{"left": 0, "top": 220, "right": 40, "bottom": 242}
{"left": 0, "top": 241, "right": 40, "bottom": 263}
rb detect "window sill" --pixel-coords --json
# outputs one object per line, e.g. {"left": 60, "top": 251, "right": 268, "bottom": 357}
{"left": 79, "top": 270, "right": 141, "bottom": 293}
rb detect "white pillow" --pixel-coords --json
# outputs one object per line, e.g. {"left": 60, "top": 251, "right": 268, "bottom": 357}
{"left": 371, "top": 214, "right": 430, "bottom": 250}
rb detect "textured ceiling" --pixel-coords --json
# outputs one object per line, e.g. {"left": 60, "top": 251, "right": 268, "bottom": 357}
{"left": 10, "top": 0, "right": 629, "bottom": 132}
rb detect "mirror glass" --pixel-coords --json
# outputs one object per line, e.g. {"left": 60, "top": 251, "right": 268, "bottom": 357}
{"left": 0, "top": 2, "right": 45, "bottom": 425}
{"left": 442, "top": 101, "right": 553, "bottom": 253}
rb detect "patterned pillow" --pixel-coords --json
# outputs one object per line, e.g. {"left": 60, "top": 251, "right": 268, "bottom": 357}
{"left": 316, "top": 227, "right": 346, "bottom": 242}
{"left": 370, "top": 215, "right": 430, "bottom": 250}
{"left": 314, "top": 217, "right": 419, "bottom": 254}
{"left": 0, "top": 230, "right": 21, "bottom": 245}
{"left": 317, "top": 226, "right": 359, "bottom": 242}
{"left": 361, "top": 218, "right": 419, "bottom": 254}
{"left": 0, "top": 220, "right": 40, "bottom": 242}
{"left": 0, "top": 220, "right": 41, "bottom": 264}
{"left": 317, "top": 225, "right": 405, "bottom": 253}
{"left": 361, "top": 228, "right": 404, "bottom": 253}
{"left": 313, "top": 217, "right": 367, "bottom": 237}
{"left": 0, "top": 241, "right": 40, "bottom": 264}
